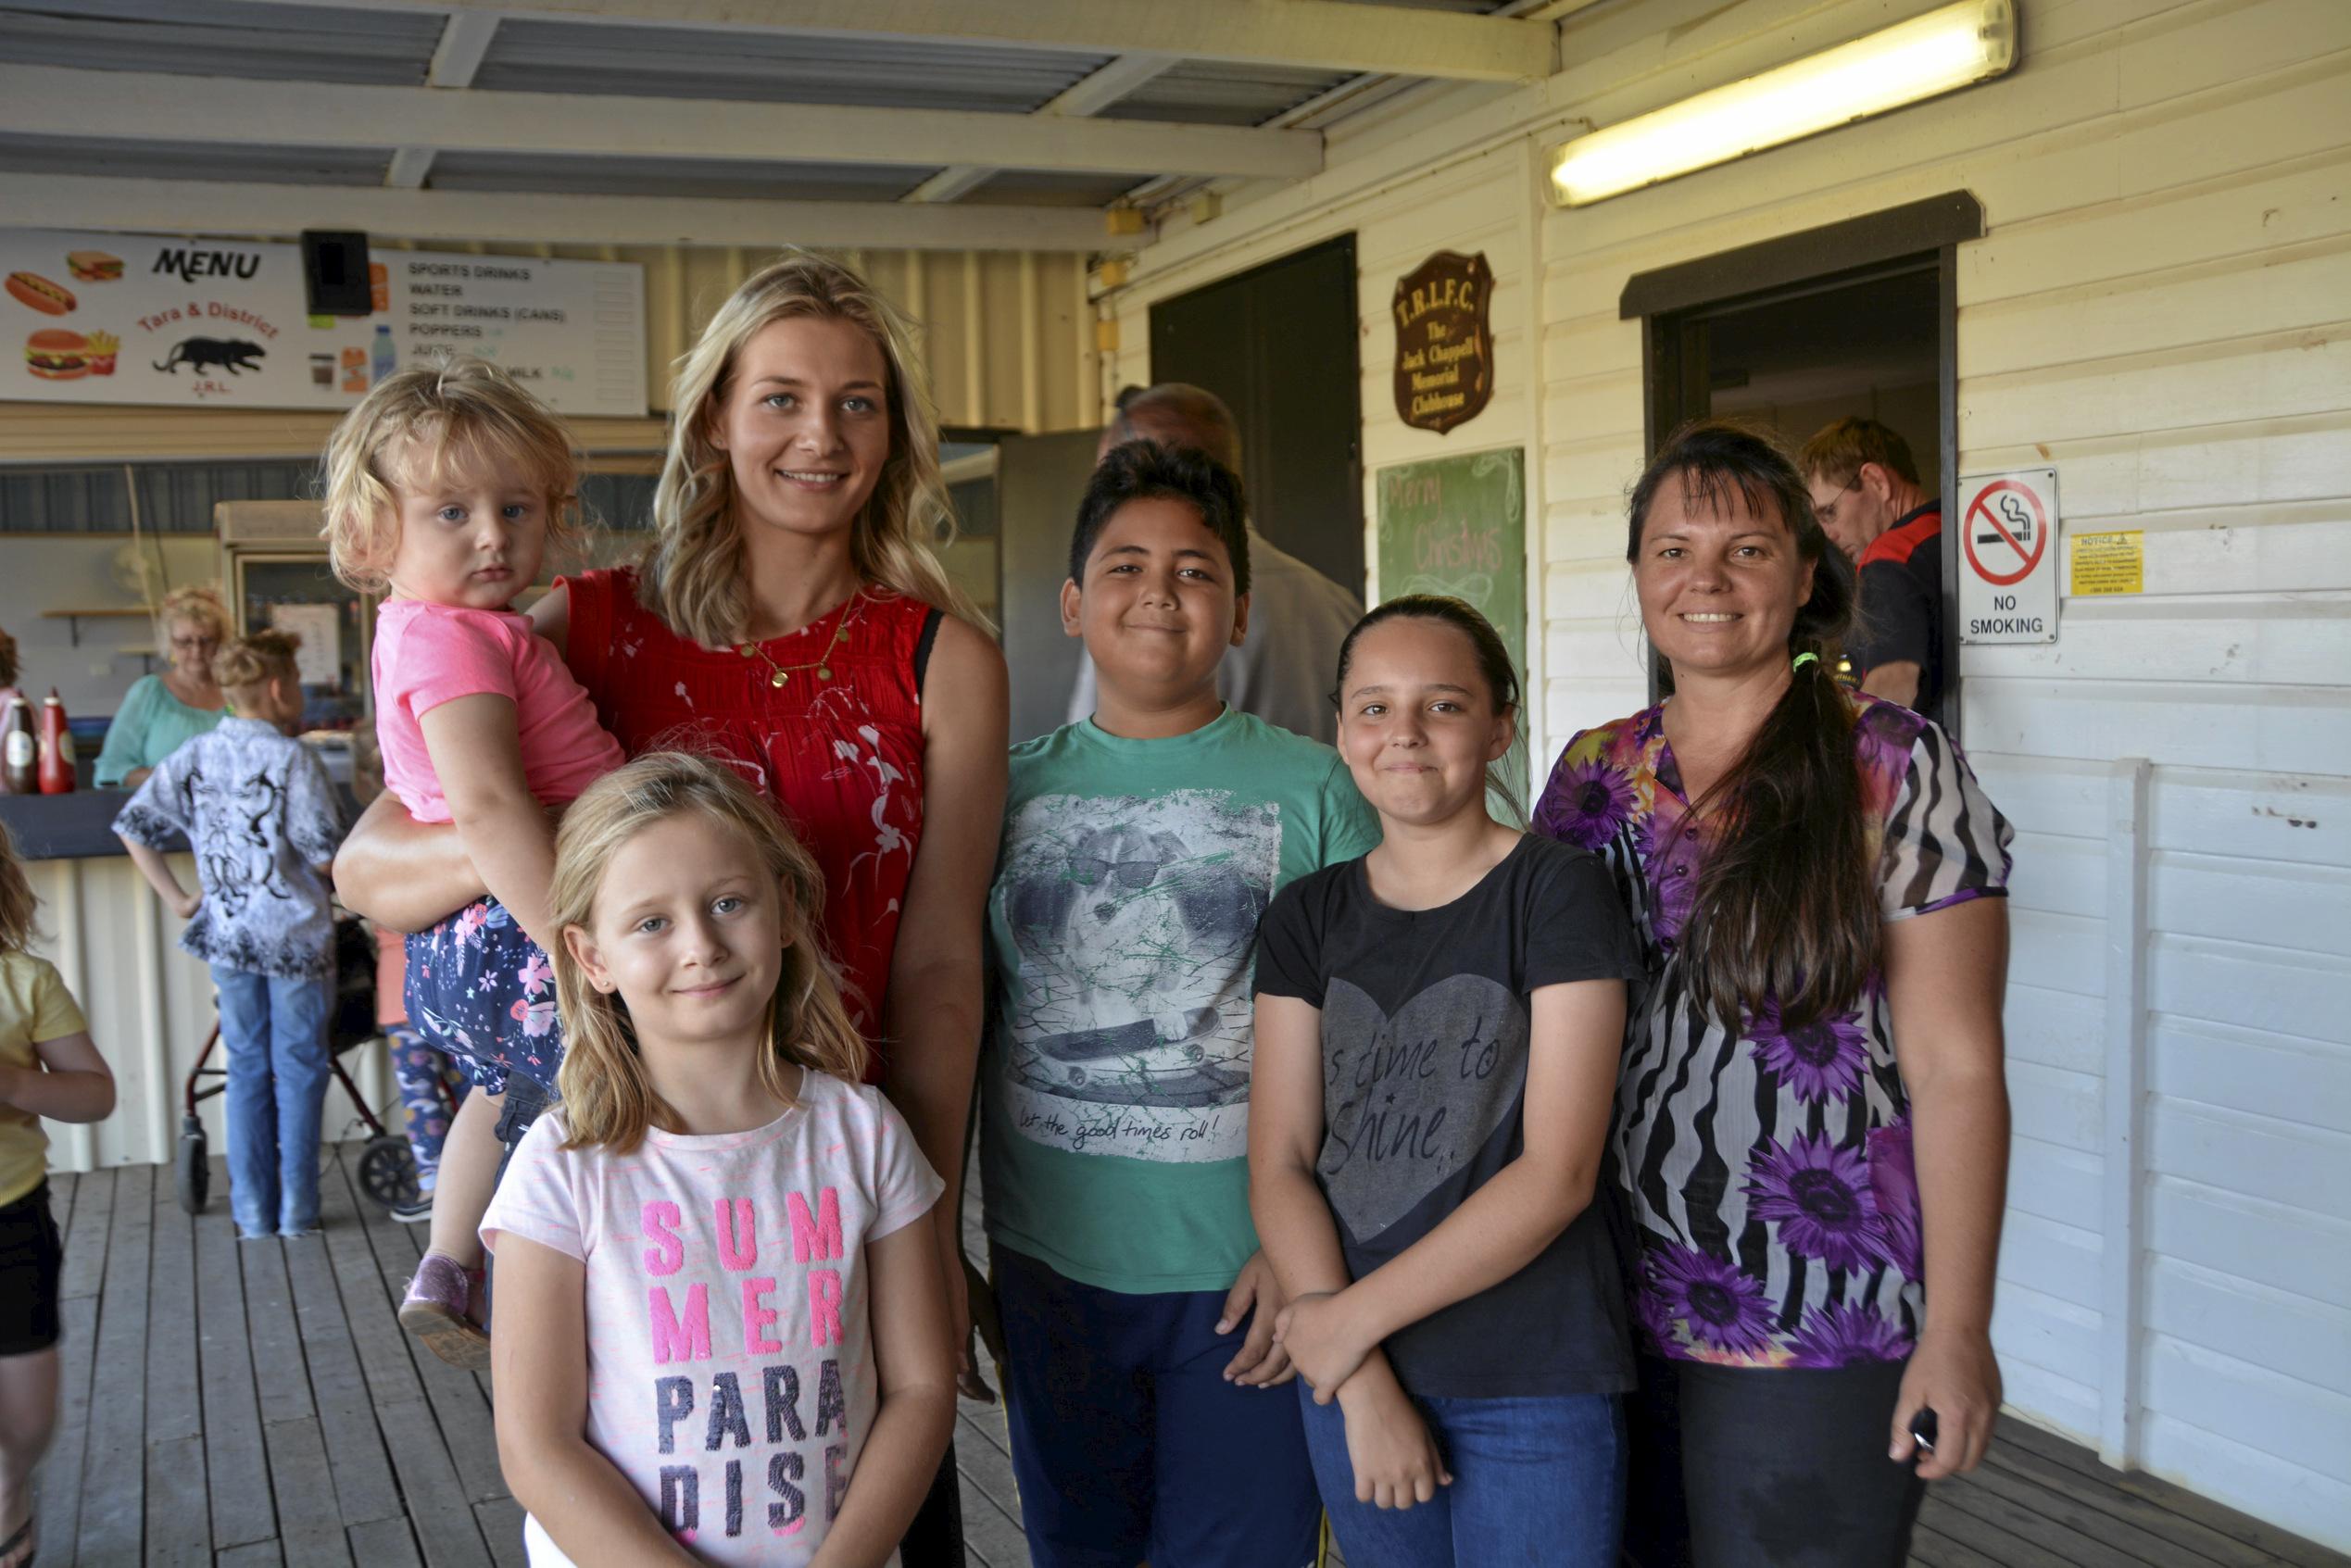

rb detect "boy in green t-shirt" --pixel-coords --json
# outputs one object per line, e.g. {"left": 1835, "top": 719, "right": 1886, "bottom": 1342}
{"left": 981, "top": 439, "right": 1377, "bottom": 1568}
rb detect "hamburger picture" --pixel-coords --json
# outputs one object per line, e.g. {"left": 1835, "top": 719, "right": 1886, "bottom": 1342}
{"left": 6, "top": 271, "right": 76, "bottom": 316}
{"left": 68, "top": 251, "right": 123, "bottom": 282}
{"left": 26, "top": 329, "right": 89, "bottom": 380}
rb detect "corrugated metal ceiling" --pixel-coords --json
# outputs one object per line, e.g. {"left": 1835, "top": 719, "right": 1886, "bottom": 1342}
{"left": 0, "top": 0, "right": 442, "bottom": 83}
{"left": 470, "top": 20, "right": 1112, "bottom": 114}
{"left": 0, "top": 130, "right": 389, "bottom": 188}
{"left": 0, "top": 0, "right": 1527, "bottom": 207}
{"left": 962, "top": 170, "right": 1160, "bottom": 210}
{"left": 425, "top": 151, "right": 937, "bottom": 205}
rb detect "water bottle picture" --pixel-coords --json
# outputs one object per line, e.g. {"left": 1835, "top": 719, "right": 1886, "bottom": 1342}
{"left": 371, "top": 323, "right": 396, "bottom": 384}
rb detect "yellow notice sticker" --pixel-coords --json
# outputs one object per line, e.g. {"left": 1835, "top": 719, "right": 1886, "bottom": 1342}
{"left": 2070, "top": 530, "right": 2144, "bottom": 596}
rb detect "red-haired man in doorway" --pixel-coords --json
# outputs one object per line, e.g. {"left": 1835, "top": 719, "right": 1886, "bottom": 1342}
{"left": 1801, "top": 418, "right": 1942, "bottom": 713}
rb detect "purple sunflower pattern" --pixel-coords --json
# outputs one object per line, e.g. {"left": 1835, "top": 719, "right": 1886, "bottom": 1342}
{"left": 1742, "top": 1132, "right": 1891, "bottom": 1273}
{"left": 1786, "top": 1300, "right": 1915, "bottom": 1367}
{"left": 1748, "top": 1000, "right": 1870, "bottom": 1103}
{"left": 1539, "top": 759, "right": 1639, "bottom": 851}
{"left": 1644, "top": 1242, "right": 1778, "bottom": 1357}
{"left": 1644, "top": 813, "right": 1703, "bottom": 941}
{"left": 1853, "top": 697, "right": 1925, "bottom": 800}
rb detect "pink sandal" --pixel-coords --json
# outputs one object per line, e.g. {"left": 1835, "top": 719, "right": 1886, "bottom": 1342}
{"left": 399, "top": 1252, "right": 491, "bottom": 1370}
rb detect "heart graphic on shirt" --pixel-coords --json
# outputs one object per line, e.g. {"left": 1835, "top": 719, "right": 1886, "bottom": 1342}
{"left": 1316, "top": 974, "right": 1527, "bottom": 1242}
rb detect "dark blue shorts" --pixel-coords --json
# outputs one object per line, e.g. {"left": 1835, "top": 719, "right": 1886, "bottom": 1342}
{"left": 992, "top": 1242, "right": 1324, "bottom": 1568}
{"left": 404, "top": 897, "right": 562, "bottom": 1097}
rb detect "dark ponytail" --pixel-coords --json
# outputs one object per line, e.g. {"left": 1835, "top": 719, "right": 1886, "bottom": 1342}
{"left": 1628, "top": 420, "right": 1875, "bottom": 1030}
{"left": 1333, "top": 594, "right": 1527, "bottom": 826}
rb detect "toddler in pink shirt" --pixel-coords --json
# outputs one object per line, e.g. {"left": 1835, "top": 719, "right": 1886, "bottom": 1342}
{"left": 325, "top": 358, "right": 622, "bottom": 1371}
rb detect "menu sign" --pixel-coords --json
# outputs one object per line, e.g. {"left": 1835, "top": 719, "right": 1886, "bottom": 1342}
{"left": 3, "top": 228, "right": 646, "bottom": 416}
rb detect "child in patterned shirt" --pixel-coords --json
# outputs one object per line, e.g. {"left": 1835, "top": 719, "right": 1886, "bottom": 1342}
{"left": 116, "top": 629, "right": 345, "bottom": 1240}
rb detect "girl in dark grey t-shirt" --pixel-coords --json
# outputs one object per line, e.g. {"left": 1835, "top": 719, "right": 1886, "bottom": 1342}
{"left": 1251, "top": 596, "right": 1641, "bottom": 1568}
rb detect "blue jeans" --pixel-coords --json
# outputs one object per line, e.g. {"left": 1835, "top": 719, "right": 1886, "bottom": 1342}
{"left": 210, "top": 965, "right": 333, "bottom": 1237}
{"left": 1299, "top": 1383, "right": 1625, "bottom": 1568}
{"left": 992, "top": 1244, "right": 1323, "bottom": 1568}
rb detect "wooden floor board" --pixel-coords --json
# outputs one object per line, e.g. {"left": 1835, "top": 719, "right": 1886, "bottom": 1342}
{"left": 1982, "top": 1444, "right": 2276, "bottom": 1568}
{"left": 263, "top": 1415, "right": 347, "bottom": 1549}
{"left": 1963, "top": 1453, "right": 2246, "bottom": 1568}
{"left": 195, "top": 1167, "right": 279, "bottom": 1551}
{"left": 1920, "top": 1492, "right": 2084, "bottom": 1568}
{"left": 244, "top": 1217, "right": 316, "bottom": 1425}
{"left": 280, "top": 1524, "right": 358, "bottom": 1568}
{"left": 314, "top": 1156, "right": 426, "bottom": 1408}
{"left": 76, "top": 1162, "right": 152, "bottom": 1568}
{"left": 958, "top": 1480, "right": 1032, "bottom": 1568}
{"left": 373, "top": 1396, "right": 494, "bottom": 1568}
{"left": 1938, "top": 1472, "right": 2185, "bottom": 1568}
{"left": 346, "top": 1517, "right": 425, "bottom": 1567}
{"left": 2000, "top": 1421, "right": 2345, "bottom": 1568}
{"left": 472, "top": 1496, "right": 528, "bottom": 1568}
{"left": 338, "top": 1148, "right": 509, "bottom": 1506}
{"left": 56, "top": 1163, "right": 111, "bottom": 1300}
{"left": 1907, "top": 1522, "right": 2009, "bottom": 1568}
{"left": 34, "top": 1144, "right": 2348, "bottom": 1568}
{"left": 142, "top": 1432, "right": 213, "bottom": 1568}
{"left": 144, "top": 1174, "right": 203, "bottom": 1446}
{"left": 278, "top": 1230, "right": 406, "bottom": 1527}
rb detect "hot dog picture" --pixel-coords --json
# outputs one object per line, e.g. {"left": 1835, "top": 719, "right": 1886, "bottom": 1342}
{"left": 6, "top": 271, "right": 76, "bottom": 315}
{"left": 26, "top": 330, "right": 90, "bottom": 380}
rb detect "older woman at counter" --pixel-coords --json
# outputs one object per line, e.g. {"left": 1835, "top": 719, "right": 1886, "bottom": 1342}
{"left": 93, "top": 584, "right": 231, "bottom": 790}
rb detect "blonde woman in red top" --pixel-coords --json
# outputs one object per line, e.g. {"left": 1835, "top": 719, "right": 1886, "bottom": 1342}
{"left": 335, "top": 252, "right": 1008, "bottom": 1563}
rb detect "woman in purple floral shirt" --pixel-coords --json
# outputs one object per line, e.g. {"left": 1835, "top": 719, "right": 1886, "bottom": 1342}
{"left": 1534, "top": 422, "right": 2014, "bottom": 1567}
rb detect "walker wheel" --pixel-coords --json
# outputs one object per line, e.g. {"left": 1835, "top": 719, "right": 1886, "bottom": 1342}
{"left": 357, "top": 1135, "right": 421, "bottom": 1211}
{"left": 175, "top": 1116, "right": 209, "bottom": 1215}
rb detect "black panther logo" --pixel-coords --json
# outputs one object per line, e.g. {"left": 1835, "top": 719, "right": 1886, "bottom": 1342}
{"left": 154, "top": 337, "right": 266, "bottom": 374}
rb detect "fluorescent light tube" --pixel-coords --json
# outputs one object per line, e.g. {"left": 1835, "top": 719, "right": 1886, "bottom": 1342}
{"left": 1548, "top": 0, "right": 2017, "bottom": 207}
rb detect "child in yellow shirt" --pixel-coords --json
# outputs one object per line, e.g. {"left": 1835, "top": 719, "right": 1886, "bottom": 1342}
{"left": 0, "top": 821, "right": 116, "bottom": 1568}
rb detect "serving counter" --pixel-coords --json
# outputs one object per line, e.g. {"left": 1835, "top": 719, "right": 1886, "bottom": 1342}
{"left": 2, "top": 788, "right": 389, "bottom": 1176}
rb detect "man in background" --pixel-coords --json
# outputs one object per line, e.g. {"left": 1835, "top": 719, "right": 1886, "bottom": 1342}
{"left": 1801, "top": 417, "right": 1943, "bottom": 712}
{"left": 1068, "top": 383, "right": 1364, "bottom": 745}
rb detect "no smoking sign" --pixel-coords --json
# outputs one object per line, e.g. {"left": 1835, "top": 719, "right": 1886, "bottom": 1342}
{"left": 1958, "top": 468, "right": 2058, "bottom": 644}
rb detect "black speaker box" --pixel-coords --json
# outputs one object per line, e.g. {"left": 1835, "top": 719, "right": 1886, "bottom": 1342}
{"left": 301, "top": 230, "right": 372, "bottom": 316}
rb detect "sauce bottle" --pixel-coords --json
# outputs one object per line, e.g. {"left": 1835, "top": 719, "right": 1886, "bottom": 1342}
{"left": 0, "top": 697, "right": 32, "bottom": 794}
{"left": 38, "top": 689, "right": 75, "bottom": 794}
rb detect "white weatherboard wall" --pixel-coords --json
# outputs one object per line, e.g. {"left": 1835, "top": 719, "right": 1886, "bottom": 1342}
{"left": 1100, "top": 138, "right": 1553, "bottom": 763}
{"left": 1106, "top": 0, "right": 2351, "bottom": 1546}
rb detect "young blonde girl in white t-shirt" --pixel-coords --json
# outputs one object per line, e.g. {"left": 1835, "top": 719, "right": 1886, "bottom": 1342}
{"left": 483, "top": 752, "right": 954, "bottom": 1567}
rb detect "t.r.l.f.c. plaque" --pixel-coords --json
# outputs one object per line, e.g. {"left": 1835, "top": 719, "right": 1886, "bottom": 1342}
{"left": 1392, "top": 250, "right": 1494, "bottom": 434}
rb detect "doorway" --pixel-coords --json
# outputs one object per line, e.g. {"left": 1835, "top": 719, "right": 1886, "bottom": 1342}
{"left": 1149, "top": 233, "right": 1364, "bottom": 595}
{"left": 1653, "top": 264, "right": 1941, "bottom": 498}
{"left": 1627, "top": 193, "right": 1980, "bottom": 731}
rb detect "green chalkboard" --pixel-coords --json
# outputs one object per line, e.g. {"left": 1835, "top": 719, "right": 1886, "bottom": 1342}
{"left": 1373, "top": 447, "right": 1529, "bottom": 803}
{"left": 1375, "top": 447, "right": 1528, "bottom": 675}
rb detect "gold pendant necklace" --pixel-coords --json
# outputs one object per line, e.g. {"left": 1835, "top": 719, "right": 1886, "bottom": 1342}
{"left": 735, "top": 594, "right": 860, "bottom": 687}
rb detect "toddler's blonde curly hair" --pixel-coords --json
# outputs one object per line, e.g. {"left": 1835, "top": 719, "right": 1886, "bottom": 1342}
{"left": 321, "top": 357, "right": 580, "bottom": 593}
